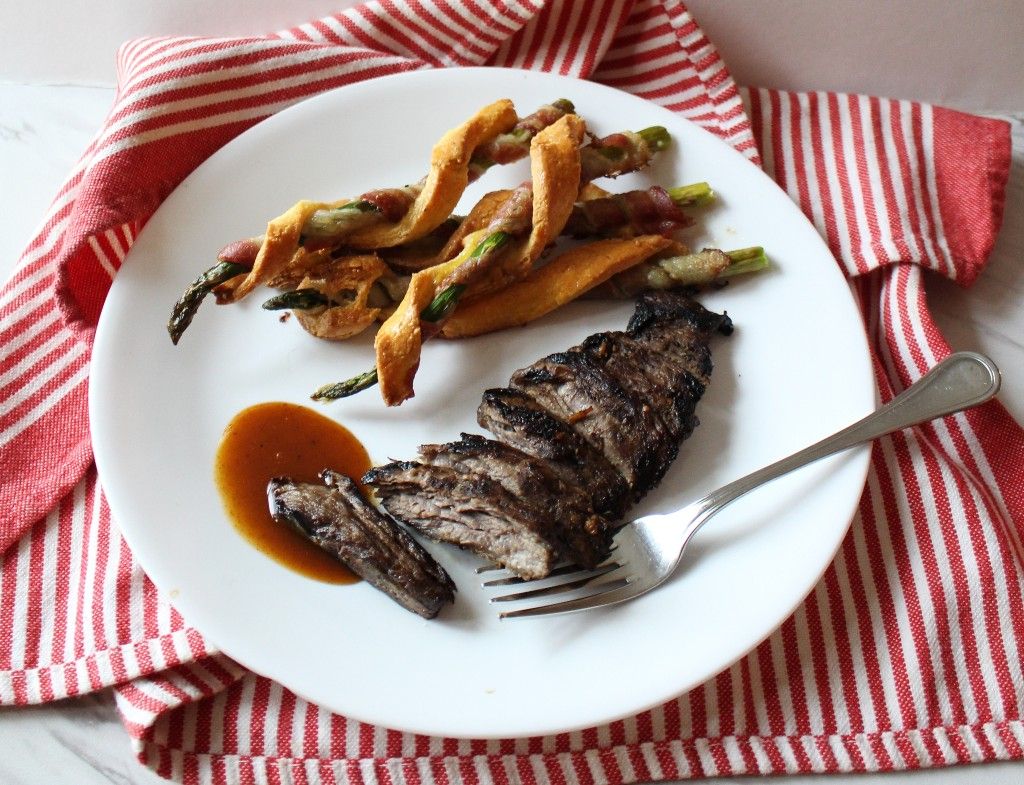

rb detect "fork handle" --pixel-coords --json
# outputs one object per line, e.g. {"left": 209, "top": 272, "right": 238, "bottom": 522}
{"left": 691, "top": 352, "right": 1001, "bottom": 528}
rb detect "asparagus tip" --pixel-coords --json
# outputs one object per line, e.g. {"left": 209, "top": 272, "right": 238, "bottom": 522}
{"left": 721, "top": 247, "right": 770, "bottom": 278}
{"left": 667, "top": 182, "right": 715, "bottom": 207}
{"left": 167, "top": 260, "right": 247, "bottom": 344}
{"left": 262, "top": 288, "right": 331, "bottom": 311}
{"left": 637, "top": 126, "right": 671, "bottom": 152}
{"left": 311, "top": 368, "right": 379, "bottom": 401}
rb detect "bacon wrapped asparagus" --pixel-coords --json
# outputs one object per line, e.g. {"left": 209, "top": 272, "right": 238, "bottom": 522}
{"left": 167, "top": 98, "right": 574, "bottom": 344}
{"left": 315, "top": 112, "right": 680, "bottom": 405}
{"left": 166, "top": 96, "right": 769, "bottom": 411}
{"left": 259, "top": 182, "right": 713, "bottom": 316}
{"left": 256, "top": 128, "right": 678, "bottom": 358}
{"left": 440, "top": 245, "right": 768, "bottom": 338}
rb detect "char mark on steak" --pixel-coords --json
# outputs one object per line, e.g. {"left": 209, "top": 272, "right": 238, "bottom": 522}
{"left": 486, "top": 292, "right": 731, "bottom": 504}
{"left": 364, "top": 460, "right": 561, "bottom": 580}
{"left": 476, "top": 386, "right": 631, "bottom": 519}
{"left": 267, "top": 470, "right": 455, "bottom": 619}
{"left": 417, "top": 433, "right": 612, "bottom": 568}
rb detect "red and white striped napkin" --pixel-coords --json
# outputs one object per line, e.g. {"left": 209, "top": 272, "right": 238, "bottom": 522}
{"left": 2, "top": 1, "right": 1020, "bottom": 782}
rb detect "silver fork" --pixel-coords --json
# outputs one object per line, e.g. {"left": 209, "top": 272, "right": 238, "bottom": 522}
{"left": 484, "top": 351, "right": 1001, "bottom": 619}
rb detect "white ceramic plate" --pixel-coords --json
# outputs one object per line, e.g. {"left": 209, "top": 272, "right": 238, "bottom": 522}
{"left": 91, "top": 68, "right": 874, "bottom": 738}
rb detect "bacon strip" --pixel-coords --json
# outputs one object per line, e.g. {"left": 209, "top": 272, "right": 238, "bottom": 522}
{"left": 563, "top": 185, "right": 692, "bottom": 238}
{"left": 373, "top": 114, "right": 585, "bottom": 406}
{"left": 441, "top": 236, "right": 674, "bottom": 338}
{"left": 214, "top": 199, "right": 348, "bottom": 303}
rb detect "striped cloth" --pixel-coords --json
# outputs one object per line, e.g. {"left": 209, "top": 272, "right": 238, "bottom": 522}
{"left": 1, "top": 1, "right": 1019, "bottom": 782}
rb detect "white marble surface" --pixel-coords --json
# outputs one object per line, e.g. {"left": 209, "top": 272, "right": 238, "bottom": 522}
{"left": 0, "top": 83, "right": 1021, "bottom": 784}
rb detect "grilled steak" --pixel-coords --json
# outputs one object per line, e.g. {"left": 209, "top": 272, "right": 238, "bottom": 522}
{"left": 497, "top": 293, "right": 731, "bottom": 502}
{"left": 267, "top": 470, "right": 455, "bottom": 618}
{"left": 362, "top": 291, "right": 731, "bottom": 583}
{"left": 417, "top": 433, "right": 611, "bottom": 568}
{"left": 579, "top": 330, "right": 701, "bottom": 442}
{"left": 509, "top": 349, "right": 676, "bottom": 497}
{"left": 364, "top": 460, "right": 562, "bottom": 579}
{"left": 476, "top": 387, "right": 630, "bottom": 518}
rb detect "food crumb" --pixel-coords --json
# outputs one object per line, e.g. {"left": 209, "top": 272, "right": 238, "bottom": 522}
{"left": 484, "top": 688, "right": 496, "bottom": 695}
{"left": 279, "top": 312, "right": 291, "bottom": 323}
{"left": 169, "top": 589, "right": 180, "bottom": 599}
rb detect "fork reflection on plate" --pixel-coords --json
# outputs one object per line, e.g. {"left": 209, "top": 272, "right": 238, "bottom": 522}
{"left": 482, "top": 351, "right": 1001, "bottom": 619}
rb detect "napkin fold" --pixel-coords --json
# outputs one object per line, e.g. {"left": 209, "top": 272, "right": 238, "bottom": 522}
{"left": 1, "top": 1, "right": 1021, "bottom": 783}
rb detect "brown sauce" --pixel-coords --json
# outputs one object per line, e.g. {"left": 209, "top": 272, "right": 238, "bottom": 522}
{"left": 214, "top": 401, "right": 371, "bottom": 584}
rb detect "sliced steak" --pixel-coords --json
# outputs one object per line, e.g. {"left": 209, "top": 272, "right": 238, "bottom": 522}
{"left": 476, "top": 386, "right": 630, "bottom": 518}
{"left": 628, "top": 290, "right": 734, "bottom": 355}
{"left": 579, "top": 330, "right": 700, "bottom": 443}
{"left": 417, "top": 433, "right": 611, "bottom": 568}
{"left": 509, "top": 349, "right": 677, "bottom": 499}
{"left": 363, "top": 460, "right": 558, "bottom": 579}
{"left": 485, "top": 292, "right": 731, "bottom": 505}
{"left": 267, "top": 470, "right": 455, "bottom": 619}
{"left": 362, "top": 292, "right": 731, "bottom": 587}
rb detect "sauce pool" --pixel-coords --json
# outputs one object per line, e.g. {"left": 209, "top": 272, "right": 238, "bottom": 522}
{"left": 214, "top": 401, "right": 371, "bottom": 584}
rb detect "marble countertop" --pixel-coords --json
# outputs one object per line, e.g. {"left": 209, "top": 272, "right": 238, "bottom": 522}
{"left": 0, "top": 82, "right": 1021, "bottom": 784}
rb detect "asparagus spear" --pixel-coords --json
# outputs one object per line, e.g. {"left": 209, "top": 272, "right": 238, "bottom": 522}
{"left": 581, "top": 126, "right": 670, "bottom": 179}
{"left": 315, "top": 245, "right": 767, "bottom": 400}
{"left": 167, "top": 261, "right": 248, "bottom": 345}
{"left": 668, "top": 182, "right": 715, "bottom": 207}
{"left": 585, "top": 246, "right": 769, "bottom": 299}
{"left": 167, "top": 100, "right": 575, "bottom": 344}
{"left": 562, "top": 182, "right": 711, "bottom": 238}
{"left": 299, "top": 200, "right": 388, "bottom": 246}
{"left": 262, "top": 288, "right": 335, "bottom": 311}
{"left": 718, "top": 245, "right": 770, "bottom": 277}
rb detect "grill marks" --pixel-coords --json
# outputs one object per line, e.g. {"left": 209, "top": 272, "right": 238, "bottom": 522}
{"left": 476, "top": 386, "right": 631, "bottom": 519}
{"left": 420, "top": 434, "right": 610, "bottom": 569}
{"left": 364, "top": 292, "right": 732, "bottom": 580}
{"left": 510, "top": 349, "right": 677, "bottom": 497}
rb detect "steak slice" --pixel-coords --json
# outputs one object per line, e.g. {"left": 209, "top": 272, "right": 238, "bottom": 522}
{"left": 485, "top": 292, "right": 732, "bottom": 505}
{"left": 417, "top": 433, "right": 611, "bottom": 568}
{"left": 477, "top": 387, "right": 630, "bottom": 519}
{"left": 628, "top": 290, "right": 734, "bottom": 354}
{"left": 509, "top": 349, "right": 677, "bottom": 498}
{"left": 622, "top": 292, "right": 732, "bottom": 442}
{"left": 579, "top": 330, "right": 702, "bottom": 443}
{"left": 267, "top": 470, "right": 455, "bottom": 619}
{"left": 363, "top": 460, "right": 558, "bottom": 579}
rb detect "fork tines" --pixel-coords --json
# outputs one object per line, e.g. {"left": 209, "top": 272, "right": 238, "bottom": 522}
{"left": 482, "top": 559, "right": 629, "bottom": 618}
{"left": 495, "top": 577, "right": 636, "bottom": 619}
{"left": 487, "top": 562, "right": 621, "bottom": 601}
{"left": 480, "top": 561, "right": 601, "bottom": 588}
